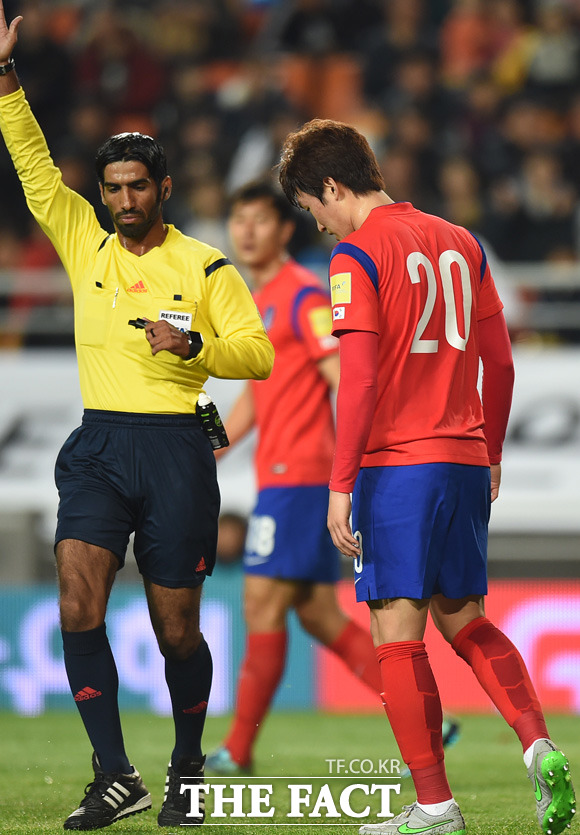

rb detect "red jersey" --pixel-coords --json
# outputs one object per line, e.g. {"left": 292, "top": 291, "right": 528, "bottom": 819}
{"left": 329, "top": 202, "right": 503, "bottom": 470}
{"left": 251, "top": 259, "right": 338, "bottom": 489}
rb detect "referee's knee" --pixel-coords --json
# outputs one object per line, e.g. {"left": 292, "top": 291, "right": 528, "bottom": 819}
{"left": 156, "top": 624, "right": 204, "bottom": 661}
{"left": 59, "top": 596, "right": 105, "bottom": 632}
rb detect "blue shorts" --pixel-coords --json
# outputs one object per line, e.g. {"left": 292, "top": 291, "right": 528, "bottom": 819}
{"left": 243, "top": 486, "right": 340, "bottom": 583}
{"left": 351, "top": 463, "right": 490, "bottom": 602}
{"left": 55, "top": 410, "right": 220, "bottom": 588}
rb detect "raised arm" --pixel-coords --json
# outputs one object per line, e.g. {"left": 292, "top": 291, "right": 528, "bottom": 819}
{"left": 0, "top": 4, "right": 107, "bottom": 280}
{"left": 0, "top": 1, "right": 22, "bottom": 96}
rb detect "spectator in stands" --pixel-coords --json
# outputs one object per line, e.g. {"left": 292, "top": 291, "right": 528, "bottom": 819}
{"left": 459, "top": 72, "right": 508, "bottom": 183}
{"left": 439, "top": 0, "right": 494, "bottom": 88}
{"left": 225, "top": 108, "right": 302, "bottom": 194}
{"left": 562, "top": 92, "right": 580, "bottom": 194}
{"left": 525, "top": 1, "right": 580, "bottom": 106}
{"left": 388, "top": 106, "right": 442, "bottom": 200}
{"left": 153, "top": 0, "right": 242, "bottom": 64}
{"left": 0, "top": 226, "right": 21, "bottom": 269}
{"left": 276, "top": 0, "right": 380, "bottom": 57}
{"left": 494, "top": 95, "right": 566, "bottom": 178}
{"left": 74, "top": 7, "right": 167, "bottom": 122}
{"left": 488, "top": 0, "right": 536, "bottom": 94}
{"left": 363, "top": 0, "right": 437, "bottom": 106}
{"left": 376, "top": 142, "right": 439, "bottom": 214}
{"left": 515, "top": 150, "right": 577, "bottom": 261}
{"left": 370, "top": 49, "right": 460, "bottom": 139}
{"left": 11, "top": 0, "right": 72, "bottom": 143}
{"left": 437, "top": 155, "right": 484, "bottom": 232}
{"left": 481, "top": 174, "right": 528, "bottom": 261}
{"left": 181, "top": 177, "right": 229, "bottom": 253}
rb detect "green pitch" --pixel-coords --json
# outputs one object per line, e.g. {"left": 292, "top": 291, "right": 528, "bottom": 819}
{"left": 1, "top": 711, "right": 577, "bottom": 834}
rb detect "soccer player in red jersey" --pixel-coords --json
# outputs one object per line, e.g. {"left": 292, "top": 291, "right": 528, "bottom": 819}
{"left": 205, "top": 181, "right": 385, "bottom": 775}
{"left": 279, "top": 120, "right": 576, "bottom": 835}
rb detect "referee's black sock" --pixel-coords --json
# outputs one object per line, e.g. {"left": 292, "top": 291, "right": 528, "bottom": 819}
{"left": 62, "top": 623, "right": 132, "bottom": 774}
{"left": 165, "top": 637, "right": 213, "bottom": 764}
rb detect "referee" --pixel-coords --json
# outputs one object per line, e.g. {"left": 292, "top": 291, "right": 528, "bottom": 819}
{"left": 0, "top": 4, "right": 273, "bottom": 831}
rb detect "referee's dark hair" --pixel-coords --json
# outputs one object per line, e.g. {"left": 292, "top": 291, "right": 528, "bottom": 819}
{"left": 95, "top": 132, "right": 168, "bottom": 191}
{"left": 228, "top": 180, "right": 296, "bottom": 224}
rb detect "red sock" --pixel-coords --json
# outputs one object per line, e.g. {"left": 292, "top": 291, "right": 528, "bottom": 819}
{"left": 377, "top": 641, "right": 451, "bottom": 805}
{"left": 452, "top": 617, "right": 548, "bottom": 751}
{"left": 328, "top": 620, "right": 381, "bottom": 694}
{"left": 225, "top": 631, "right": 287, "bottom": 767}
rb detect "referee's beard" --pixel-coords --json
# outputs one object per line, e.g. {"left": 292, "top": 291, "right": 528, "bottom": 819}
{"left": 112, "top": 192, "right": 164, "bottom": 240}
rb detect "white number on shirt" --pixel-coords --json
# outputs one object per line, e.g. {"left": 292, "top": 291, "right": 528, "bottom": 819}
{"left": 246, "top": 514, "right": 276, "bottom": 557}
{"left": 353, "top": 530, "right": 363, "bottom": 576}
{"left": 406, "top": 249, "right": 473, "bottom": 353}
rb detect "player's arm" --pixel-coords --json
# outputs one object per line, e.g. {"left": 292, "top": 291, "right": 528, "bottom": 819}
{"left": 294, "top": 290, "right": 339, "bottom": 392}
{"left": 214, "top": 382, "right": 255, "bottom": 461}
{"left": 326, "top": 245, "right": 379, "bottom": 555}
{"left": 317, "top": 353, "right": 340, "bottom": 394}
{"left": 327, "top": 329, "right": 378, "bottom": 557}
{"left": 479, "top": 309, "right": 515, "bottom": 502}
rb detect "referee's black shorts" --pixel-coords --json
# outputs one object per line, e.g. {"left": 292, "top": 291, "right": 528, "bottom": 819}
{"left": 55, "top": 409, "right": 220, "bottom": 588}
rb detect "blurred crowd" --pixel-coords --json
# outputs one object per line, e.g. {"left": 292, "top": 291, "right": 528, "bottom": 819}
{"left": 1, "top": 0, "right": 580, "bottom": 335}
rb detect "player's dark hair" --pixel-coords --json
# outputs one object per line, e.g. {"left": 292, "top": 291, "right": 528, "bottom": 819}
{"left": 279, "top": 119, "right": 385, "bottom": 207}
{"left": 229, "top": 181, "right": 296, "bottom": 223}
{"left": 95, "top": 132, "right": 168, "bottom": 190}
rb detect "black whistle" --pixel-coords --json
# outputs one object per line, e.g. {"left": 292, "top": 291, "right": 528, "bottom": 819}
{"left": 128, "top": 318, "right": 151, "bottom": 329}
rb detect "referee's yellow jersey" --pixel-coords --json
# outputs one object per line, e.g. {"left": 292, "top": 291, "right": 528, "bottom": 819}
{"left": 0, "top": 89, "right": 274, "bottom": 413}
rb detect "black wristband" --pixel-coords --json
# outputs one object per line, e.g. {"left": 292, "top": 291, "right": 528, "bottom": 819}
{"left": 186, "top": 330, "right": 203, "bottom": 360}
{"left": 0, "top": 59, "right": 15, "bottom": 76}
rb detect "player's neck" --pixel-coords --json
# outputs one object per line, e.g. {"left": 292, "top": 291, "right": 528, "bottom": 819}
{"left": 351, "top": 191, "right": 394, "bottom": 231}
{"left": 250, "top": 254, "right": 290, "bottom": 289}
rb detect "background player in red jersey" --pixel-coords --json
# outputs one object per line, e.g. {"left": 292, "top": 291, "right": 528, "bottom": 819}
{"left": 205, "top": 180, "right": 385, "bottom": 775}
{"left": 279, "top": 121, "right": 576, "bottom": 835}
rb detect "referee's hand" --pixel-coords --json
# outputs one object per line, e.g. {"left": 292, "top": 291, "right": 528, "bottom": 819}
{"left": 145, "top": 320, "right": 191, "bottom": 359}
{"left": 328, "top": 490, "right": 360, "bottom": 558}
{"left": 0, "top": 2, "right": 23, "bottom": 64}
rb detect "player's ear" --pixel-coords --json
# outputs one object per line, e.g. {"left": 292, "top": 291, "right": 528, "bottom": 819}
{"left": 98, "top": 183, "right": 106, "bottom": 206}
{"left": 323, "top": 177, "right": 339, "bottom": 200}
{"left": 281, "top": 220, "right": 295, "bottom": 247}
